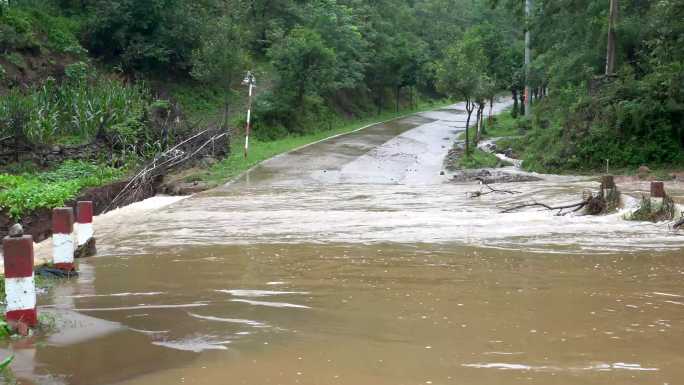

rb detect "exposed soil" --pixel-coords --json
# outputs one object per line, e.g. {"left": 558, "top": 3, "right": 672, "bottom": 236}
{"left": 0, "top": 50, "right": 77, "bottom": 93}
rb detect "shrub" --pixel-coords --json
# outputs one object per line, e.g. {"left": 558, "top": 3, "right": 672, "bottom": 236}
{"left": 64, "top": 61, "right": 89, "bottom": 81}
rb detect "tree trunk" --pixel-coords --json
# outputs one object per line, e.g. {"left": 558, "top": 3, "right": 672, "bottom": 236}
{"left": 519, "top": 88, "right": 526, "bottom": 116}
{"left": 524, "top": 0, "right": 532, "bottom": 116}
{"left": 511, "top": 89, "right": 519, "bottom": 118}
{"left": 488, "top": 97, "right": 494, "bottom": 125}
{"left": 605, "top": 0, "right": 618, "bottom": 75}
{"left": 464, "top": 99, "right": 473, "bottom": 156}
{"left": 396, "top": 86, "right": 400, "bottom": 112}
{"left": 475, "top": 103, "right": 484, "bottom": 144}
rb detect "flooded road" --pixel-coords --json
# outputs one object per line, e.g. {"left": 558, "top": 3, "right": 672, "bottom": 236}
{"left": 3, "top": 100, "right": 684, "bottom": 385}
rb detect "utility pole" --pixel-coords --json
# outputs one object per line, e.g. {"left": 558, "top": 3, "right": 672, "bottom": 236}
{"left": 524, "top": 0, "right": 532, "bottom": 116}
{"left": 605, "top": 0, "right": 618, "bottom": 75}
{"left": 242, "top": 71, "right": 256, "bottom": 159}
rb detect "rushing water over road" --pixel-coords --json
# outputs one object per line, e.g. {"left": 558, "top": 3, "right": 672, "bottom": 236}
{"left": 3, "top": 100, "right": 684, "bottom": 385}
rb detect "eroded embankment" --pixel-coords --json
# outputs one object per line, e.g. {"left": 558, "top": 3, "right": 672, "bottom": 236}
{"left": 0, "top": 179, "right": 159, "bottom": 244}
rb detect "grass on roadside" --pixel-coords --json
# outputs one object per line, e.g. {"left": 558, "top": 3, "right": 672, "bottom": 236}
{"left": 198, "top": 99, "right": 453, "bottom": 186}
{"left": 456, "top": 148, "right": 510, "bottom": 169}
{"left": 486, "top": 112, "right": 522, "bottom": 138}
{"left": 458, "top": 109, "right": 522, "bottom": 142}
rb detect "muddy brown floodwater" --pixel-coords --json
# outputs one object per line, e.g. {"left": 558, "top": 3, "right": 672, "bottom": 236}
{"left": 2, "top": 99, "right": 684, "bottom": 385}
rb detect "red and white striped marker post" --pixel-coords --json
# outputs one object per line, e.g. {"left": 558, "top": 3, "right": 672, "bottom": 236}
{"left": 242, "top": 71, "right": 256, "bottom": 159}
{"left": 75, "top": 201, "right": 96, "bottom": 258}
{"left": 3, "top": 234, "right": 38, "bottom": 329}
{"left": 52, "top": 207, "right": 76, "bottom": 272}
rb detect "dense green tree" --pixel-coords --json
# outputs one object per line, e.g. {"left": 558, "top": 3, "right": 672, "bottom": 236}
{"left": 268, "top": 27, "right": 337, "bottom": 122}
{"left": 191, "top": 3, "right": 249, "bottom": 128}
{"left": 85, "top": 0, "right": 215, "bottom": 72}
{"left": 437, "top": 31, "right": 489, "bottom": 155}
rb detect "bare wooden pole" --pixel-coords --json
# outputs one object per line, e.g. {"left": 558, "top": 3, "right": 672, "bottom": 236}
{"left": 524, "top": 0, "right": 532, "bottom": 116}
{"left": 605, "top": 0, "right": 618, "bottom": 75}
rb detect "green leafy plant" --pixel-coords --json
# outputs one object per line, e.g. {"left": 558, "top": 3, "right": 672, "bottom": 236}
{"left": 0, "top": 74, "right": 157, "bottom": 153}
{"left": 0, "top": 320, "right": 11, "bottom": 339}
{"left": 0, "top": 161, "right": 124, "bottom": 219}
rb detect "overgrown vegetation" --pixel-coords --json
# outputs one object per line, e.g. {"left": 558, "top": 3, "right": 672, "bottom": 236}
{"left": 0, "top": 160, "right": 123, "bottom": 219}
{"left": 491, "top": 0, "right": 684, "bottom": 173}
{"left": 0, "top": 70, "right": 162, "bottom": 151}
{"left": 457, "top": 148, "right": 509, "bottom": 169}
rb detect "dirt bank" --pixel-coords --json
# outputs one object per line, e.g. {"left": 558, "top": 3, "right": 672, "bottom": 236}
{"left": 0, "top": 177, "right": 161, "bottom": 244}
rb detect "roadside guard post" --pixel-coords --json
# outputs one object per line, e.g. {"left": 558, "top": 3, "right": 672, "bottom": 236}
{"left": 3, "top": 234, "right": 38, "bottom": 329}
{"left": 650, "top": 181, "right": 665, "bottom": 199}
{"left": 53, "top": 207, "right": 76, "bottom": 272}
{"left": 75, "top": 201, "right": 96, "bottom": 258}
{"left": 242, "top": 71, "right": 256, "bottom": 159}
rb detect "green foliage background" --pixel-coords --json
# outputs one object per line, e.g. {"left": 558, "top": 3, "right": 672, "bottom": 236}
{"left": 0, "top": 0, "right": 682, "bottom": 221}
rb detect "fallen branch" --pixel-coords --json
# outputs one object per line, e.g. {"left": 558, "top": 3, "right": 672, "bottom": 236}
{"left": 105, "top": 129, "right": 229, "bottom": 211}
{"left": 476, "top": 178, "right": 521, "bottom": 194}
{"left": 501, "top": 199, "right": 590, "bottom": 215}
{"left": 468, "top": 177, "right": 521, "bottom": 198}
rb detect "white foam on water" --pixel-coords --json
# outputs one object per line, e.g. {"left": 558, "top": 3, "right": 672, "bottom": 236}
{"left": 188, "top": 313, "right": 269, "bottom": 328}
{"left": 462, "top": 363, "right": 544, "bottom": 371}
{"left": 216, "top": 289, "right": 309, "bottom": 297}
{"left": 152, "top": 337, "right": 230, "bottom": 353}
{"left": 230, "top": 299, "right": 310, "bottom": 309}
{"left": 463, "top": 362, "right": 659, "bottom": 373}
{"left": 68, "top": 292, "right": 165, "bottom": 298}
{"left": 129, "top": 328, "right": 170, "bottom": 335}
{"left": 482, "top": 352, "right": 525, "bottom": 356}
{"left": 75, "top": 303, "right": 208, "bottom": 312}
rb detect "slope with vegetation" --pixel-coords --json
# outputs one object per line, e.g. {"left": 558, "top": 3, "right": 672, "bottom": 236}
{"left": 490, "top": 0, "right": 684, "bottom": 174}
{"left": 1, "top": 0, "right": 521, "bottom": 226}
{"left": 431, "top": 0, "right": 682, "bottom": 175}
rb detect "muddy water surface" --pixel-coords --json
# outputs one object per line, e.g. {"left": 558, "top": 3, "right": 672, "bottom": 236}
{"left": 2, "top": 100, "right": 683, "bottom": 385}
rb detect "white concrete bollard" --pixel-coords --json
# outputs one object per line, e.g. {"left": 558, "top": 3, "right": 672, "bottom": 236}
{"left": 52, "top": 207, "right": 76, "bottom": 272}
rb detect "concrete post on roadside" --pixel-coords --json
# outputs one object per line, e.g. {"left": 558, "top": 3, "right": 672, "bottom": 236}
{"left": 650, "top": 181, "right": 666, "bottom": 205}
{"left": 3, "top": 233, "right": 38, "bottom": 332}
{"left": 52, "top": 207, "right": 76, "bottom": 272}
{"left": 75, "top": 201, "right": 96, "bottom": 258}
{"left": 242, "top": 71, "right": 256, "bottom": 159}
{"left": 601, "top": 175, "right": 615, "bottom": 192}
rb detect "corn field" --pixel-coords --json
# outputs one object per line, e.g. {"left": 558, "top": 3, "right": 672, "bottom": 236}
{"left": 0, "top": 76, "right": 151, "bottom": 147}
